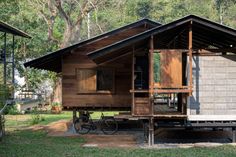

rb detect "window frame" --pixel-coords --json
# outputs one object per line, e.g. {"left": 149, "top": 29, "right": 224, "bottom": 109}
{"left": 76, "top": 68, "right": 115, "bottom": 94}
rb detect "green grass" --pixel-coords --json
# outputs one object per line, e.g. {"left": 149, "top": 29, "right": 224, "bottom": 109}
{"left": 2, "top": 111, "right": 236, "bottom": 157}
{"left": 5, "top": 111, "right": 72, "bottom": 131}
{"left": 1, "top": 129, "right": 236, "bottom": 157}
{"left": 5, "top": 111, "right": 117, "bottom": 130}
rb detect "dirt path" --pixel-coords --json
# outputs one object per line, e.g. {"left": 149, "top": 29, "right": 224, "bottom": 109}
{"left": 28, "top": 120, "right": 235, "bottom": 149}
{"left": 29, "top": 120, "right": 138, "bottom": 148}
{"left": 82, "top": 134, "right": 137, "bottom": 148}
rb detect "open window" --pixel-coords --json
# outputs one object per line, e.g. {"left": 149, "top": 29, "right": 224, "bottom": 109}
{"left": 77, "top": 68, "right": 115, "bottom": 94}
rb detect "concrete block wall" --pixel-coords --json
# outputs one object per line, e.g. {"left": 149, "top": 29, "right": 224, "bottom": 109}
{"left": 188, "top": 55, "right": 236, "bottom": 118}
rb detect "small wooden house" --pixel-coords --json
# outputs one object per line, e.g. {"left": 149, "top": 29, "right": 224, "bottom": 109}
{"left": 25, "top": 15, "right": 236, "bottom": 145}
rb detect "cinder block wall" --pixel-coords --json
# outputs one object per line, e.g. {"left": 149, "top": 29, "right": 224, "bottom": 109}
{"left": 188, "top": 55, "right": 236, "bottom": 116}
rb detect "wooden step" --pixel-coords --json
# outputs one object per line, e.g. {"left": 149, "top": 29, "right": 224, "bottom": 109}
{"left": 134, "top": 98, "right": 149, "bottom": 104}
{"left": 133, "top": 97, "right": 151, "bottom": 115}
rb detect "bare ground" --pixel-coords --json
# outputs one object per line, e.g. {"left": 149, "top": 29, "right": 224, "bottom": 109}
{"left": 28, "top": 120, "right": 235, "bottom": 148}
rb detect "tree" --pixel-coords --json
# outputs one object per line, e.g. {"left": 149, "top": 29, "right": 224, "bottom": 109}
{"left": 1, "top": 0, "right": 236, "bottom": 104}
{"left": 28, "top": 0, "right": 104, "bottom": 48}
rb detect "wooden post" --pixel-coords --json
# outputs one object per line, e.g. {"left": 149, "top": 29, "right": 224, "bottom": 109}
{"left": 149, "top": 35, "right": 154, "bottom": 115}
{"left": 132, "top": 45, "right": 135, "bottom": 115}
{"left": 232, "top": 128, "right": 236, "bottom": 143}
{"left": 148, "top": 117, "right": 154, "bottom": 146}
{"left": 73, "top": 109, "right": 77, "bottom": 123}
{"left": 188, "top": 21, "right": 193, "bottom": 95}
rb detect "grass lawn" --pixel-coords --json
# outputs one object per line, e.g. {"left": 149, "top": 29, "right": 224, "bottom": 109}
{"left": 1, "top": 112, "right": 236, "bottom": 157}
{"left": 5, "top": 111, "right": 117, "bottom": 131}
{"left": 5, "top": 111, "right": 72, "bottom": 131}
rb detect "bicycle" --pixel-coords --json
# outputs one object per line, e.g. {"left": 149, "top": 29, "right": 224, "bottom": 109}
{"left": 73, "top": 111, "right": 118, "bottom": 135}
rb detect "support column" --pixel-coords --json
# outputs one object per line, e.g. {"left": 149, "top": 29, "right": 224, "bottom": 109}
{"left": 72, "top": 108, "right": 77, "bottom": 123}
{"left": 188, "top": 21, "right": 193, "bottom": 96}
{"left": 232, "top": 128, "right": 236, "bottom": 143}
{"left": 148, "top": 117, "right": 154, "bottom": 146}
{"left": 149, "top": 35, "right": 154, "bottom": 115}
{"left": 12, "top": 35, "right": 15, "bottom": 99}
{"left": 3, "top": 32, "right": 7, "bottom": 85}
{"left": 131, "top": 45, "right": 135, "bottom": 115}
{"left": 12, "top": 35, "right": 15, "bottom": 84}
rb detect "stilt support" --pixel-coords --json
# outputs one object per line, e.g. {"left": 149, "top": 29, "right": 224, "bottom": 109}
{"left": 148, "top": 118, "right": 154, "bottom": 146}
{"left": 72, "top": 109, "right": 77, "bottom": 123}
{"left": 232, "top": 127, "right": 236, "bottom": 143}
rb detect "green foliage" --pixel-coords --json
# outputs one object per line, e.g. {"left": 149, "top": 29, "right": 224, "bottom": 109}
{"left": 30, "top": 114, "right": 45, "bottom": 125}
{"left": 6, "top": 105, "right": 19, "bottom": 115}
{"left": 136, "top": 0, "right": 153, "bottom": 18}
{"left": 30, "top": 109, "right": 45, "bottom": 125}
{"left": 154, "top": 53, "right": 160, "bottom": 83}
{"left": 0, "top": 85, "right": 10, "bottom": 108}
{"left": 51, "top": 102, "right": 61, "bottom": 107}
{"left": 1, "top": 0, "right": 236, "bottom": 96}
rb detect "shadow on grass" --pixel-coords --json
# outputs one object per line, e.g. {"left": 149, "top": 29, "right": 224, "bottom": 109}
{"left": 1, "top": 129, "right": 236, "bottom": 157}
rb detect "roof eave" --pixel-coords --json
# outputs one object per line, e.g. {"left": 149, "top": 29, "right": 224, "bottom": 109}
{"left": 0, "top": 21, "right": 31, "bottom": 38}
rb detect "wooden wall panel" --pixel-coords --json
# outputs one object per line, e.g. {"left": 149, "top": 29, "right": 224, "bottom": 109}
{"left": 160, "top": 50, "right": 182, "bottom": 88}
{"left": 77, "top": 69, "right": 97, "bottom": 93}
{"left": 133, "top": 98, "right": 150, "bottom": 115}
{"left": 62, "top": 52, "right": 132, "bottom": 109}
{"left": 60, "top": 25, "right": 151, "bottom": 110}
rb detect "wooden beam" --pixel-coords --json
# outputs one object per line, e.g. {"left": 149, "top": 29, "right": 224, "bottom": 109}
{"left": 130, "top": 89, "right": 191, "bottom": 94}
{"left": 188, "top": 21, "right": 193, "bottom": 95}
{"left": 99, "top": 51, "right": 132, "bottom": 65}
{"left": 200, "top": 48, "right": 236, "bottom": 53}
{"left": 149, "top": 36, "right": 154, "bottom": 95}
{"left": 233, "top": 128, "right": 236, "bottom": 143}
{"left": 149, "top": 35, "right": 154, "bottom": 115}
{"left": 151, "top": 49, "right": 188, "bottom": 53}
{"left": 148, "top": 117, "right": 154, "bottom": 146}
{"left": 154, "top": 89, "right": 191, "bottom": 94}
{"left": 131, "top": 45, "right": 135, "bottom": 116}
{"left": 152, "top": 48, "right": 236, "bottom": 54}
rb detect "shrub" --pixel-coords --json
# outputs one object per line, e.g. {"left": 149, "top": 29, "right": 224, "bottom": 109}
{"left": 6, "top": 105, "right": 19, "bottom": 115}
{"left": 51, "top": 102, "right": 61, "bottom": 107}
{"left": 30, "top": 109, "right": 45, "bottom": 125}
{"left": 0, "top": 85, "right": 10, "bottom": 109}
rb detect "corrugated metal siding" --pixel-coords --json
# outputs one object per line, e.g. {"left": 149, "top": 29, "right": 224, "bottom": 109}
{"left": 188, "top": 55, "right": 236, "bottom": 118}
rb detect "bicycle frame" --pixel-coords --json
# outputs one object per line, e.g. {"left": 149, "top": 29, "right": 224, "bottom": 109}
{"left": 80, "top": 112, "right": 108, "bottom": 130}
{"left": 74, "top": 111, "right": 118, "bottom": 135}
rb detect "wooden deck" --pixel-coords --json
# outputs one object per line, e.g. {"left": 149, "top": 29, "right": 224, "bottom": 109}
{"left": 114, "top": 111, "right": 187, "bottom": 120}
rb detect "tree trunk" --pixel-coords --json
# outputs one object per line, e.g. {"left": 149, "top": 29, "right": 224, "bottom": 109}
{"left": 60, "top": 22, "right": 82, "bottom": 48}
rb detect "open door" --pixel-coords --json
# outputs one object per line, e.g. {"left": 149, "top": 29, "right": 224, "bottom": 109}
{"left": 153, "top": 50, "right": 187, "bottom": 116}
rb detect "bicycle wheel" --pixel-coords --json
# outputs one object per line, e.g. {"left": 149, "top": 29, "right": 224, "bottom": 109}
{"left": 101, "top": 117, "right": 118, "bottom": 135}
{"left": 74, "top": 118, "right": 91, "bottom": 134}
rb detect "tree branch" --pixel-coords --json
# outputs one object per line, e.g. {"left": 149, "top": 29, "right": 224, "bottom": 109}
{"left": 54, "top": 0, "right": 72, "bottom": 27}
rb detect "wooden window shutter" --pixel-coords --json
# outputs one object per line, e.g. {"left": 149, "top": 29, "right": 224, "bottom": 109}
{"left": 160, "top": 50, "right": 182, "bottom": 88}
{"left": 77, "top": 69, "right": 96, "bottom": 93}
